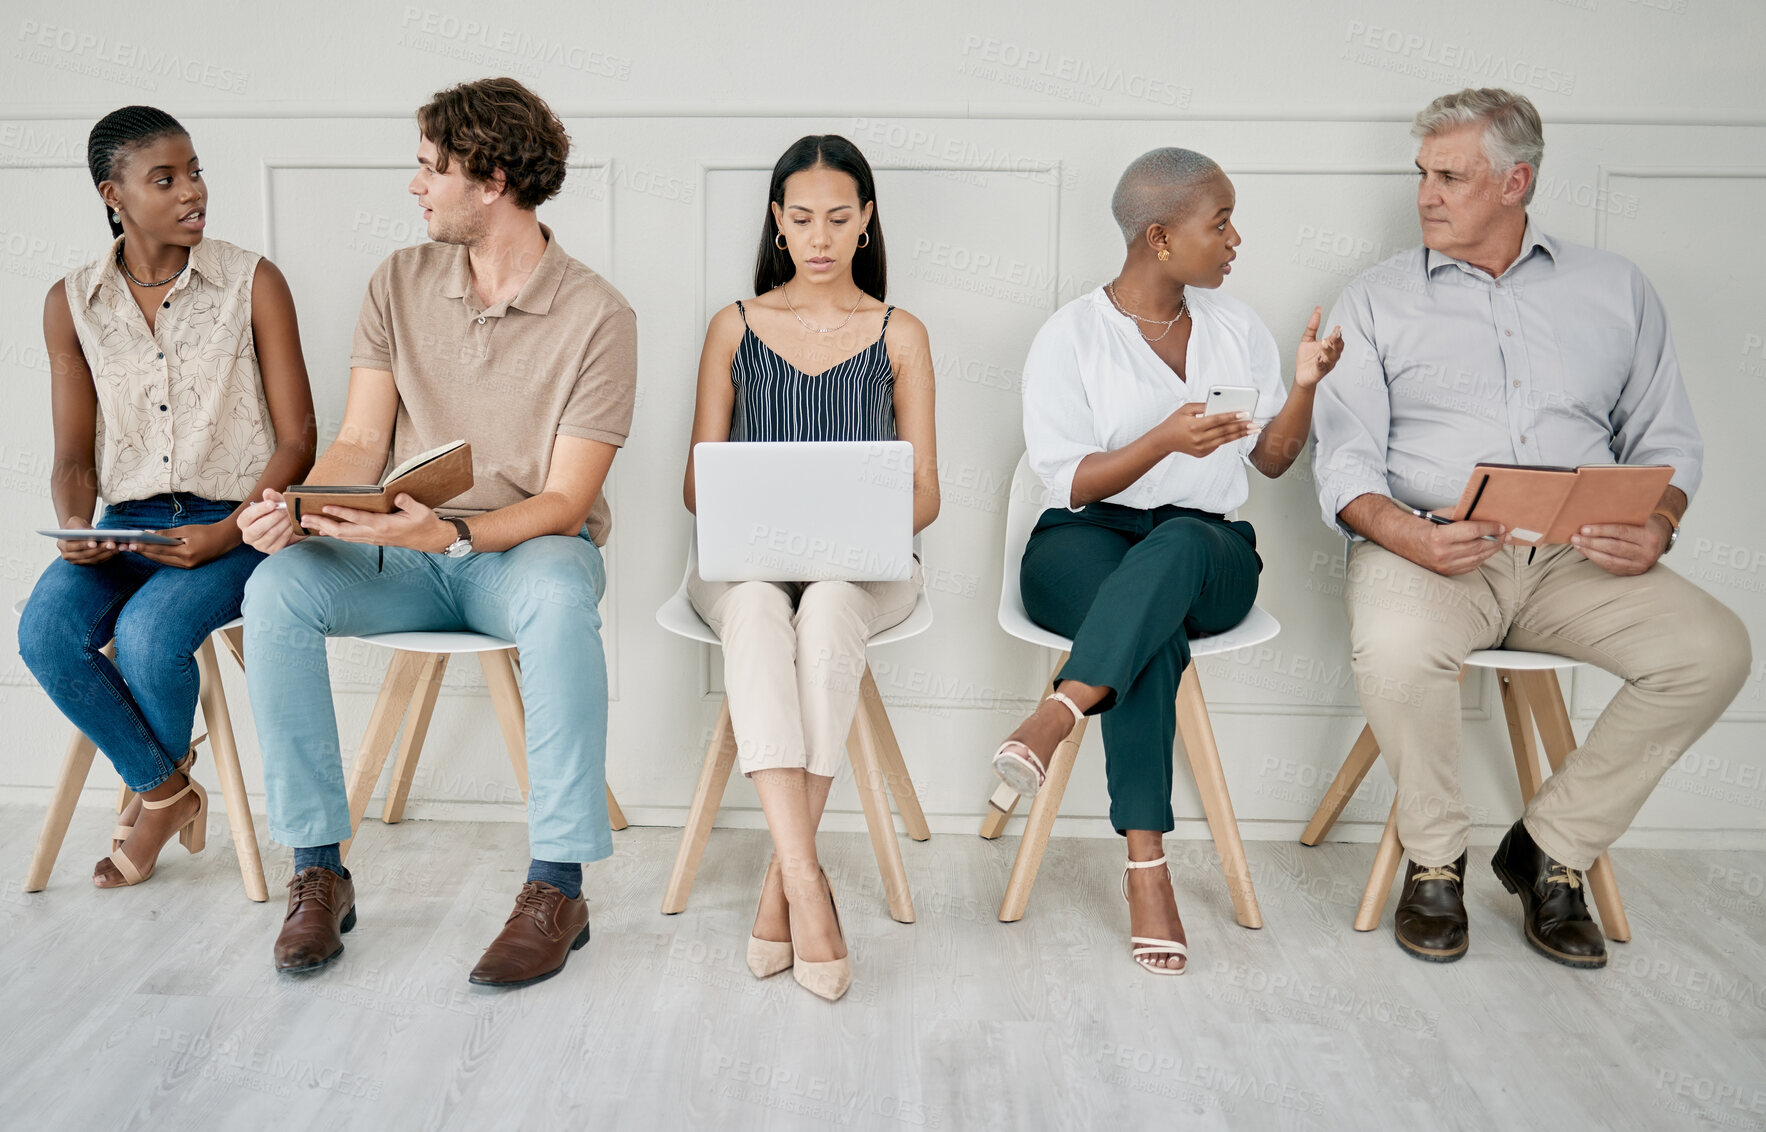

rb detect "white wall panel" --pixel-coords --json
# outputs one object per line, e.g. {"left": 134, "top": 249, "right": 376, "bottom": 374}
{"left": 2, "top": 1, "right": 1762, "bottom": 846}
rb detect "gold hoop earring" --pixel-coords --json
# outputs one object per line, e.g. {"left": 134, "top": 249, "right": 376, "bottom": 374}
{"left": 857, "top": 231, "right": 870, "bottom": 249}
{"left": 775, "top": 232, "right": 787, "bottom": 250}
{"left": 1157, "top": 249, "right": 1170, "bottom": 262}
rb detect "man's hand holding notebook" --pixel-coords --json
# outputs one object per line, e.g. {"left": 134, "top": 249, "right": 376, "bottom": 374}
{"left": 284, "top": 440, "right": 475, "bottom": 524}
{"left": 1445, "top": 463, "right": 1674, "bottom": 546}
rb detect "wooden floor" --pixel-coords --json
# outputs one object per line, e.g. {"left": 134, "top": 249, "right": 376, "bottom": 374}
{"left": 2, "top": 803, "right": 1762, "bottom": 1131}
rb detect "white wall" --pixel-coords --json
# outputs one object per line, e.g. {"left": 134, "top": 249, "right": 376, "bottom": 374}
{"left": 2, "top": 0, "right": 1763, "bottom": 849}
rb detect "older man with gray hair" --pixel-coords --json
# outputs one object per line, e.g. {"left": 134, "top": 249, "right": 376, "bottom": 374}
{"left": 1311, "top": 88, "right": 1750, "bottom": 969}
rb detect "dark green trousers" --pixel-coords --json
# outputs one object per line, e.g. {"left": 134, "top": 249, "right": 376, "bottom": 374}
{"left": 1020, "top": 502, "right": 1260, "bottom": 834}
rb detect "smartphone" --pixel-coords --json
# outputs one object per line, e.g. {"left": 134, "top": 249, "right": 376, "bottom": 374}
{"left": 38, "top": 528, "right": 184, "bottom": 546}
{"left": 1204, "top": 385, "right": 1260, "bottom": 418}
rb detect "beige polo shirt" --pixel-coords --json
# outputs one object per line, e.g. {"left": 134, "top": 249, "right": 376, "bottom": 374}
{"left": 349, "top": 224, "right": 636, "bottom": 545}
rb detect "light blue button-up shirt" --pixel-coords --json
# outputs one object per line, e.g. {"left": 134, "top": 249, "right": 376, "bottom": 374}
{"left": 1311, "top": 223, "right": 1702, "bottom": 537}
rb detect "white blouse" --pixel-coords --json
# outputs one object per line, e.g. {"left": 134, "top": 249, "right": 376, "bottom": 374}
{"left": 62, "top": 236, "right": 273, "bottom": 504}
{"left": 1022, "top": 285, "right": 1288, "bottom": 514}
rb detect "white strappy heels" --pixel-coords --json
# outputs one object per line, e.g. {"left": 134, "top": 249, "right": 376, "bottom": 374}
{"left": 1123, "top": 855, "right": 1188, "bottom": 976}
{"left": 991, "top": 691, "right": 1085, "bottom": 796}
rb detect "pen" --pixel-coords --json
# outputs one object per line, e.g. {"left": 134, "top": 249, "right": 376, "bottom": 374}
{"left": 1411, "top": 507, "right": 1500, "bottom": 542}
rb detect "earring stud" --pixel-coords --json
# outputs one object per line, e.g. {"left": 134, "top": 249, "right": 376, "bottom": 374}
{"left": 1157, "top": 249, "right": 1170, "bottom": 262}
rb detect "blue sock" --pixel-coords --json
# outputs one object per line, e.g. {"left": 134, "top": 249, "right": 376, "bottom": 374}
{"left": 294, "top": 843, "right": 348, "bottom": 879}
{"left": 527, "top": 859, "right": 582, "bottom": 899}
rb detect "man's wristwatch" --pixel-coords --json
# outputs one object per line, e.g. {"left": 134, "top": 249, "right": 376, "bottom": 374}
{"left": 440, "top": 516, "right": 473, "bottom": 558}
{"left": 1651, "top": 508, "right": 1680, "bottom": 554}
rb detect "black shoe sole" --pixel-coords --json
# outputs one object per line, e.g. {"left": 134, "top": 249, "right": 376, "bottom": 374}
{"left": 1492, "top": 864, "right": 1607, "bottom": 969}
{"left": 274, "top": 905, "right": 356, "bottom": 975}
{"left": 1395, "top": 931, "right": 1468, "bottom": 963}
{"left": 468, "top": 920, "right": 591, "bottom": 989}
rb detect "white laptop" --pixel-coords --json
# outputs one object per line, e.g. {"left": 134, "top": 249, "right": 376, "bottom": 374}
{"left": 694, "top": 441, "right": 916, "bottom": 582}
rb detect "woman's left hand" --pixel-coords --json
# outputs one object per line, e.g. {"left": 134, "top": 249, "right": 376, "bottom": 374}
{"left": 1294, "top": 305, "right": 1345, "bottom": 390}
{"left": 130, "top": 520, "right": 242, "bottom": 569}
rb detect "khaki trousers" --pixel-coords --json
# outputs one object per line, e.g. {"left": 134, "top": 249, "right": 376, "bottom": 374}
{"left": 688, "top": 565, "right": 920, "bottom": 777}
{"left": 1346, "top": 541, "right": 1751, "bottom": 869}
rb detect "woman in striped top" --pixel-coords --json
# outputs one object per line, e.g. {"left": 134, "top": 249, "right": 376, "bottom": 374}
{"left": 682, "top": 135, "right": 939, "bottom": 1002}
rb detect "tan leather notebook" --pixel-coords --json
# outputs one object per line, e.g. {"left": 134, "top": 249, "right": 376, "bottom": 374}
{"left": 1446, "top": 462, "right": 1673, "bottom": 545}
{"left": 286, "top": 440, "right": 474, "bottom": 523}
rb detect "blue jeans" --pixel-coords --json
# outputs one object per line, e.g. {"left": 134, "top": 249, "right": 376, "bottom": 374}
{"left": 18, "top": 494, "right": 262, "bottom": 792}
{"left": 241, "top": 529, "right": 611, "bottom": 863}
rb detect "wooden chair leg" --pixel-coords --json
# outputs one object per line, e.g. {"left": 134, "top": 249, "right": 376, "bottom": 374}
{"left": 849, "top": 686, "right": 915, "bottom": 923}
{"left": 218, "top": 623, "right": 246, "bottom": 670}
{"left": 980, "top": 782, "right": 1020, "bottom": 840}
{"left": 605, "top": 786, "right": 629, "bottom": 831}
{"left": 381, "top": 653, "right": 449, "bottom": 823}
{"left": 23, "top": 729, "right": 100, "bottom": 892}
{"left": 340, "top": 650, "right": 426, "bottom": 860}
{"left": 1174, "top": 663, "right": 1262, "bottom": 929}
{"left": 1355, "top": 800, "right": 1404, "bottom": 931}
{"left": 1300, "top": 724, "right": 1382, "bottom": 846}
{"left": 860, "top": 665, "right": 929, "bottom": 842}
{"left": 661, "top": 697, "right": 738, "bottom": 914}
{"left": 997, "top": 713, "right": 1088, "bottom": 923}
{"left": 1516, "top": 669, "right": 1632, "bottom": 943}
{"left": 1497, "top": 670, "right": 1546, "bottom": 803}
{"left": 195, "top": 638, "right": 268, "bottom": 902}
{"left": 982, "top": 664, "right": 1063, "bottom": 839}
{"left": 480, "top": 648, "right": 529, "bottom": 799}
{"left": 115, "top": 782, "right": 131, "bottom": 814}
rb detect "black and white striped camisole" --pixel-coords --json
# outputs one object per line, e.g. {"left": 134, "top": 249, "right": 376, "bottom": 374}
{"left": 728, "top": 299, "right": 897, "bottom": 442}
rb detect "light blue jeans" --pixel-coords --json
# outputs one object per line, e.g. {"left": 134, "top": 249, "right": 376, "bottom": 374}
{"left": 241, "top": 529, "right": 610, "bottom": 863}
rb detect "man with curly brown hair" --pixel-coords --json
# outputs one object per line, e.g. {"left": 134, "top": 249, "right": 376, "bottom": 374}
{"left": 237, "top": 78, "right": 637, "bottom": 989}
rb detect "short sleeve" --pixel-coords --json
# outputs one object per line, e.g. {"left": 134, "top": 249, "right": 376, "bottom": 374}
{"left": 1021, "top": 315, "right": 1100, "bottom": 511}
{"left": 349, "top": 258, "right": 394, "bottom": 371}
{"left": 556, "top": 306, "right": 638, "bottom": 447}
{"left": 1247, "top": 314, "right": 1288, "bottom": 425}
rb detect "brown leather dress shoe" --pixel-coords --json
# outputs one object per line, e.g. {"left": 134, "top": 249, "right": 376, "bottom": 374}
{"left": 1394, "top": 853, "right": 1469, "bottom": 962}
{"left": 1491, "top": 821, "right": 1607, "bottom": 969}
{"left": 468, "top": 881, "right": 591, "bottom": 988}
{"left": 274, "top": 867, "right": 356, "bottom": 974}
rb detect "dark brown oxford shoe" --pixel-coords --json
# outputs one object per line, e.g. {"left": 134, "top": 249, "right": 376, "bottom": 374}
{"left": 275, "top": 867, "right": 356, "bottom": 973}
{"left": 1491, "top": 821, "right": 1607, "bottom": 969}
{"left": 1395, "top": 852, "right": 1469, "bottom": 962}
{"left": 468, "top": 881, "right": 592, "bottom": 988}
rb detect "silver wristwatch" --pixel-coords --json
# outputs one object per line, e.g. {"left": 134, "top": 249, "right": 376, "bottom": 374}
{"left": 441, "top": 516, "right": 473, "bottom": 558}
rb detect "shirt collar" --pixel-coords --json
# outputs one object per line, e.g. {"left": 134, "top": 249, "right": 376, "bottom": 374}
{"left": 1422, "top": 216, "right": 1557, "bottom": 282}
{"left": 438, "top": 222, "right": 567, "bottom": 316}
{"left": 90, "top": 235, "right": 219, "bottom": 302}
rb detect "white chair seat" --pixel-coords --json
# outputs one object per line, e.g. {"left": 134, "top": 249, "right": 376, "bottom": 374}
{"left": 993, "top": 463, "right": 1280, "bottom": 660}
{"left": 655, "top": 539, "right": 933, "bottom": 648}
{"left": 1465, "top": 648, "right": 1579, "bottom": 670}
{"left": 344, "top": 628, "right": 514, "bottom": 654}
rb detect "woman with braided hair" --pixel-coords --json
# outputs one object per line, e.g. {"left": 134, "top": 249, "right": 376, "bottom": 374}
{"left": 18, "top": 106, "right": 317, "bottom": 887}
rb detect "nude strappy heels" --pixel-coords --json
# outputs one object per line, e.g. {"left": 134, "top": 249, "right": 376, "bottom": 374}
{"left": 992, "top": 691, "right": 1085, "bottom": 796}
{"left": 1123, "top": 855, "right": 1188, "bottom": 976}
{"left": 791, "top": 868, "right": 851, "bottom": 1002}
{"left": 99, "top": 773, "right": 208, "bottom": 888}
{"left": 111, "top": 740, "right": 201, "bottom": 854}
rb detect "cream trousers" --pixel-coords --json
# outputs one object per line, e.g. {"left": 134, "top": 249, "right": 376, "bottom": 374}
{"left": 1346, "top": 541, "right": 1751, "bottom": 869}
{"left": 688, "top": 565, "right": 920, "bottom": 777}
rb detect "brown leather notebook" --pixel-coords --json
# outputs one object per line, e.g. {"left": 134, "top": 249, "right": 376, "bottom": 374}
{"left": 286, "top": 440, "right": 474, "bottom": 523}
{"left": 1446, "top": 462, "right": 1673, "bottom": 545}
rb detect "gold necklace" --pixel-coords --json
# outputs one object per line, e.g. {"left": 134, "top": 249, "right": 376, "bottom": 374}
{"left": 780, "top": 283, "right": 864, "bottom": 334}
